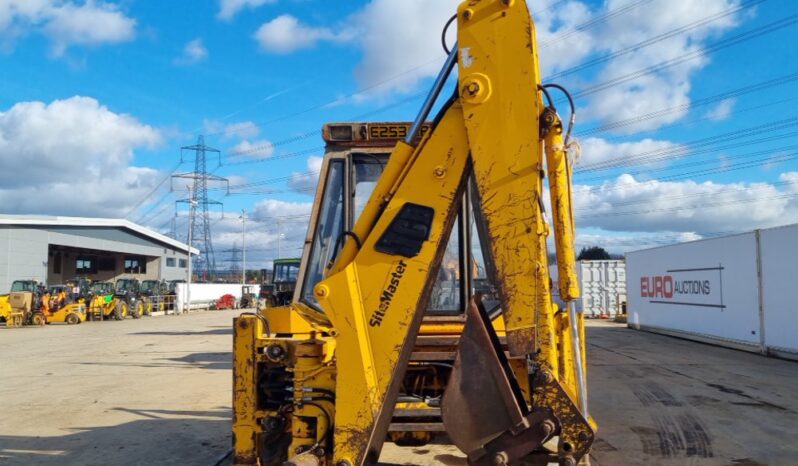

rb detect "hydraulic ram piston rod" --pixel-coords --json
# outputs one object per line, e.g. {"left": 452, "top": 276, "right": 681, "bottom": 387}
{"left": 405, "top": 44, "right": 459, "bottom": 145}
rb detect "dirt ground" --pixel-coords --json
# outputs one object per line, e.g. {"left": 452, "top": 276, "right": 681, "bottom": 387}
{"left": 1, "top": 312, "right": 796, "bottom": 465}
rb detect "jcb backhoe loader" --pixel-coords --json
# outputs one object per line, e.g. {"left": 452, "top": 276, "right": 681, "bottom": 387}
{"left": 233, "top": 1, "right": 594, "bottom": 465}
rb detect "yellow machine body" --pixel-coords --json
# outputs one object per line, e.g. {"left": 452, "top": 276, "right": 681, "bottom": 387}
{"left": 0, "top": 295, "right": 25, "bottom": 327}
{"left": 88, "top": 295, "right": 111, "bottom": 318}
{"left": 233, "top": 1, "right": 594, "bottom": 465}
{"left": 42, "top": 302, "right": 87, "bottom": 325}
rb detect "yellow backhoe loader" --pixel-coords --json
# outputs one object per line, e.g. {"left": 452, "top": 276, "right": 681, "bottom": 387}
{"left": 233, "top": 1, "right": 594, "bottom": 465}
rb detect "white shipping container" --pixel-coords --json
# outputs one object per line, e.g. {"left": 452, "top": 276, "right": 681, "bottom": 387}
{"left": 626, "top": 232, "right": 762, "bottom": 351}
{"left": 578, "top": 260, "right": 626, "bottom": 317}
{"left": 549, "top": 260, "right": 626, "bottom": 316}
{"left": 759, "top": 224, "right": 798, "bottom": 359}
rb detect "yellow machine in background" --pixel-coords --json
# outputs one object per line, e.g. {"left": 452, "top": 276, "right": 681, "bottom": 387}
{"left": 233, "top": 1, "right": 594, "bottom": 465}
{"left": 1, "top": 280, "right": 41, "bottom": 327}
{"left": 86, "top": 281, "right": 123, "bottom": 320}
{"left": 35, "top": 285, "right": 87, "bottom": 325}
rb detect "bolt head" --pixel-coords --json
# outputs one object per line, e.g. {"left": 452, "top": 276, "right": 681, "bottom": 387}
{"left": 492, "top": 452, "right": 509, "bottom": 466}
{"left": 314, "top": 284, "right": 329, "bottom": 298}
{"left": 266, "top": 344, "right": 285, "bottom": 360}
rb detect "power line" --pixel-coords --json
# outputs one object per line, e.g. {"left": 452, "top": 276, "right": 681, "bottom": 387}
{"left": 539, "top": 0, "right": 655, "bottom": 48}
{"left": 545, "top": 0, "right": 764, "bottom": 80}
{"left": 225, "top": 13, "right": 792, "bottom": 162}
{"left": 204, "top": 0, "right": 649, "bottom": 141}
{"left": 578, "top": 191, "right": 798, "bottom": 219}
{"left": 576, "top": 116, "right": 798, "bottom": 172}
{"left": 570, "top": 13, "right": 798, "bottom": 100}
{"left": 125, "top": 161, "right": 184, "bottom": 219}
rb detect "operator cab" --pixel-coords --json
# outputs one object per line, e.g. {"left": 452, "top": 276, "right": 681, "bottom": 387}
{"left": 10, "top": 280, "right": 38, "bottom": 293}
{"left": 115, "top": 279, "right": 139, "bottom": 294}
{"left": 296, "top": 122, "right": 499, "bottom": 320}
{"left": 90, "top": 281, "right": 113, "bottom": 295}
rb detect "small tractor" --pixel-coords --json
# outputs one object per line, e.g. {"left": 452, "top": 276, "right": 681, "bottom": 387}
{"left": 240, "top": 285, "right": 258, "bottom": 309}
{"left": 260, "top": 257, "right": 300, "bottom": 308}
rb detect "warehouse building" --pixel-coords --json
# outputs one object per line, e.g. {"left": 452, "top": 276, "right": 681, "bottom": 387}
{"left": 0, "top": 214, "right": 196, "bottom": 292}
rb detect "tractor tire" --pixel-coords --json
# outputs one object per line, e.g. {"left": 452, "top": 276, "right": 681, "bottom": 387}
{"left": 130, "top": 302, "right": 142, "bottom": 319}
{"left": 114, "top": 302, "right": 127, "bottom": 320}
{"left": 31, "top": 312, "right": 46, "bottom": 326}
{"left": 66, "top": 313, "right": 80, "bottom": 325}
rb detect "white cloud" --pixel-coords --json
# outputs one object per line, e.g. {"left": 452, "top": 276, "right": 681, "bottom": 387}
{"left": 253, "top": 198, "right": 312, "bottom": 221}
{"left": 341, "top": 0, "right": 595, "bottom": 95}
{"left": 218, "top": 0, "right": 276, "bottom": 21}
{"left": 202, "top": 119, "right": 261, "bottom": 140}
{"left": 175, "top": 38, "right": 208, "bottom": 65}
{"left": 223, "top": 121, "right": 260, "bottom": 140}
{"left": 578, "top": 137, "right": 683, "bottom": 166}
{"left": 572, "top": 173, "right": 798, "bottom": 235}
{"left": 45, "top": 1, "right": 136, "bottom": 56}
{"left": 0, "top": 96, "right": 163, "bottom": 217}
{"left": 704, "top": 98, "right": 736, "bottom": 121}
{"left": 254, "top": 14, "right": 351, "bottom": 54}
{"left": 250, "top": 198, "right": 313, "bottom": 259}
{"left": 0, "top": 1, "right": 137, "bottom": 55}
{"left": 288, "top": 156, "right": 323, "bottom": 194}
{"left": 574, "top": 229, "right": 705, "bottom": 254}
{"left": 230, "top": 139, "right": 274, "bottom": 159}
{"left": 582, "top": 0, "right": 744, "bottom": 132}
{"left": 532, "top": 0, "right": 596, "bottom": 77}
{"left": 349, "top": 0, "right": 459, "bottom": 93}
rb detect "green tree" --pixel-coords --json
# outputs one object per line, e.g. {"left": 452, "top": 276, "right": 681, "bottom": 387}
{"left": 577, "top": 246, "right": 611, "bottom": 261}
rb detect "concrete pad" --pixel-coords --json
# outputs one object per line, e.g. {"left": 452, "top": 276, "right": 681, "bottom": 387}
{"left": 1, "top": 313, "right": 796, "bottom": 465}
{"left": 588, "top": 321, "right": 798, "bottom": 466}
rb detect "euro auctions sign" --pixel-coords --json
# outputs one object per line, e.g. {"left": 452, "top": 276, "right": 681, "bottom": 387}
{"left": 640, "top": 266, "right": 726, "bottom": 310}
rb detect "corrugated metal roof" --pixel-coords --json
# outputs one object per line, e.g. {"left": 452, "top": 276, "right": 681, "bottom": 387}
{"left": 0, "top": 214, "right": 198, "bottom": 255}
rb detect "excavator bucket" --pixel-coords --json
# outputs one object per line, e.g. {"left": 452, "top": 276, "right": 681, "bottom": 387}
{"left": 441, "top": 298, "right": 557, "bottom": 466}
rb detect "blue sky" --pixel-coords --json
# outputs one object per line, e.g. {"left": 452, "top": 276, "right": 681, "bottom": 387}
{"left": 1, "top": 0, "right": 797, "bottom": 267}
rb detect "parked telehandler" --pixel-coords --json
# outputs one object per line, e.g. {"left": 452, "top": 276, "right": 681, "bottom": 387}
{"left": 86, "top": 281, "right": 121, "bottom": 320}
{"left": 114, "top": 278, "right": 148, "bottom": 319}
{"left": 35, "top": 284, "right": 87, "bottom": 325}
{"left": 140, "top": 279, "right": 168, "bottom": 313}
{"left": 233, "top": 1, "right": 594, "bottom": 465}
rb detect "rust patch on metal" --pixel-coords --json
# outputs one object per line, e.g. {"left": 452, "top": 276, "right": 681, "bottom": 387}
{"left": 532, "top": 369, "right": 595, "bottom": 464}
{"left": 505, "top": 327, "right": 536, "bottom": 356}
{"left": 442, "top": 300, "right": 559, "bottom": 465}
{"left": 336, "top": 424, "right": 372, "bottom": 465}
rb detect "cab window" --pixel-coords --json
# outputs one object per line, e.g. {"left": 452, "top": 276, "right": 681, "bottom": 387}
{"left": 301, "top": 160, "right": 345, "bottom": 308}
